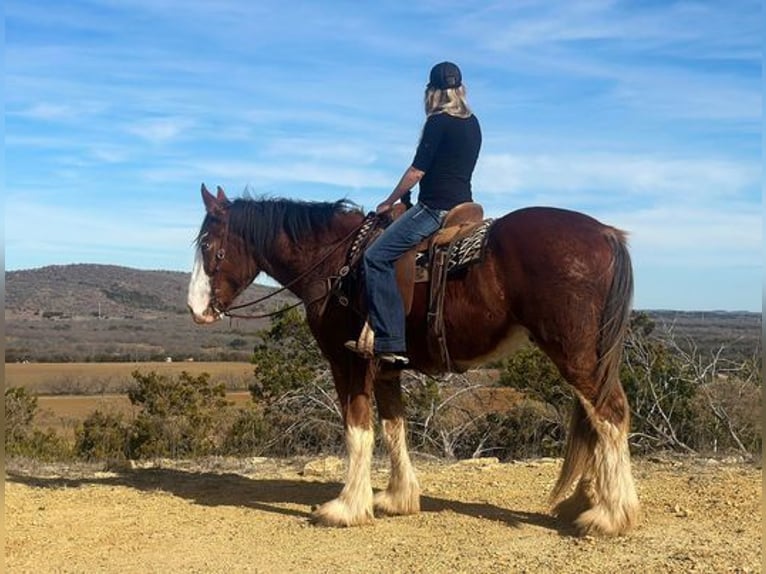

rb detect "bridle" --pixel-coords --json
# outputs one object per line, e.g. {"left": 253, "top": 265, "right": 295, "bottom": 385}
{"left": 205, "top": 209, "right": 378, "bottom": 320}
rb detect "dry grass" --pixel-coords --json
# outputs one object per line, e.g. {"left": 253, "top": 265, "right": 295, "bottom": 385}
{"left": 6, "top": 361, "right": 255, "bottom": 394}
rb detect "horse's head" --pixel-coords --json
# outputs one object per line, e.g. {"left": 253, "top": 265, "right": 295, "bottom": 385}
{"left": 187, "top": 184, "right": 260, "bottom": 324}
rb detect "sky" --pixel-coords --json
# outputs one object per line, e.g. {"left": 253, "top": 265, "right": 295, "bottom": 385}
{"left": 4, "top": 0, "right": 762, "bottom": 312}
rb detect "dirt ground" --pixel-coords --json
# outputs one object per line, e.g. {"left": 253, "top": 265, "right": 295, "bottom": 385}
{"left": 5, "top": 456, "right": 762, "bottom": 573}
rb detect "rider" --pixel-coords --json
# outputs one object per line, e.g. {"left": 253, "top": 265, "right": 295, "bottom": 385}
{"left": 352, "top": 61, "right": 482, "bottom": 366}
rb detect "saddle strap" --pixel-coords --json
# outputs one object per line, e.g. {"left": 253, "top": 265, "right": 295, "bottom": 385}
{"left": 427, "top": 243, "right": 453, "bottom": 372}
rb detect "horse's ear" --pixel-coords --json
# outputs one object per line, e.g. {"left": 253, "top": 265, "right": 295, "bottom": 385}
{"left": 216, "top": 185, "right": 228, "bottom": 202}
{"left": 201, "top": 183, "right": 219, "bottom": 214}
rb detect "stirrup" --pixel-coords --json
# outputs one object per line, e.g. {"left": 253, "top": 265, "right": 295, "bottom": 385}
{"left": 376, "top": 352, "right": 409, "bottom": 367}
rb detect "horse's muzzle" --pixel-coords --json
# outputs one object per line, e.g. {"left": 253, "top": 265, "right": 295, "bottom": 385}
{"left": 188, "top": 305, "right": 221, "bottom": 325}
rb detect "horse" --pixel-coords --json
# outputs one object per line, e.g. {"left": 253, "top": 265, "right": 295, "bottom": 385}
{"left": 187, "top": 183, "right": 639, "bottom": 536}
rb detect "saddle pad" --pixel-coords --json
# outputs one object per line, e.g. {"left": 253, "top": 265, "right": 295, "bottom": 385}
{"left": 416, "top": 219, "right": 493, "bottom": 274}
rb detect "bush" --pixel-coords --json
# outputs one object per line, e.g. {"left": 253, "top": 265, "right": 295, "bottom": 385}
{"left": 619, "top": 312, "right": 762, "bottom": 456}
{"left": 457, "top": 399, "right": 564, "bottom": 460}
{"left": 247, "top": 306, "right": 344, "bottom": 456}
{"left": 260, "top": 390, "right": 343, "bottom": 456}
{"left": 5, "top": 387, "right": 71, "bottom": 460}
{"left": 494, "top": 347, "right": 571, "bottom": 457}
{"left": 621, "top": 315, "right": 699, "bottom": 452}
{"left": 490, "top": 312, "right": 762, "bottom": 458}
{"left": 75, "top": 410, "right": 131, "bottom": 461}
{"left": 222, "top": 405, "right": 269, "bottom": 456}
{"left": 5, "top": 387, "right": 37, "bottom": 446}
{"left": 126, "top": 370, "right": 231, "bottom": 458}
{"left": 690, "top": 377, "right": 762, "bottom": 454}
{"left": 250, "top": 306, "right": 326, "bottom": 401}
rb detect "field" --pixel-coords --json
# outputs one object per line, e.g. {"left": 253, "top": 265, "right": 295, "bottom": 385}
{"left": 6, "top": 362, "right": 256, "bottom": 440}
{"left": 6, "top": 361, "right": 256, "bottom": 394}
{"left": 5, "top": 456, "right": 761, "bottom": 573}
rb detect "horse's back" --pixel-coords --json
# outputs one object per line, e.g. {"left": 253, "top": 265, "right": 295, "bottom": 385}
{"left": 487, "top": 206, "right": 626, "bottom": 272}
{"left": 499, "top": 206, "right": 624, "bottom": 238}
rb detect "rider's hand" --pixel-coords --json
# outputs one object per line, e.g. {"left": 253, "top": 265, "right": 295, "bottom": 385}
{"left": 376, "top": 202, "right": 393, "bottom": 215}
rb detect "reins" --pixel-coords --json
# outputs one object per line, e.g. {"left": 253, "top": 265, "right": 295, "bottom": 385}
{"left": 219, "top": 212, "right": 377, "bottom": 320}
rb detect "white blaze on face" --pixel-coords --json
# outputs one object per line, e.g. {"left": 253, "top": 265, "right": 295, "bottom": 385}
{"left": 187, "top": 246, "right": 213, "bottom": 318}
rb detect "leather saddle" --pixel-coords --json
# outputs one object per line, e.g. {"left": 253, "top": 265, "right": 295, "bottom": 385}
{"left": 394, "top": 202, "right": 485, "bottom": 315}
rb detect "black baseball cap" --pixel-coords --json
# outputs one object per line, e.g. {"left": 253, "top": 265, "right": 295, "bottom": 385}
{"left": 428, "top": 61, "right": 462, "bottom": 90}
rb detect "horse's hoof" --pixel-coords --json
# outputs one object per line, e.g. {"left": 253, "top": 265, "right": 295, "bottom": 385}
{"left": 311, "top": 498, "right": 373, "bottom": 527}
{"left": 373, "top": 489, "right": 420, "bottom": 516}
{"left": 554, "top": 496, "right": 638, "bottom": 537}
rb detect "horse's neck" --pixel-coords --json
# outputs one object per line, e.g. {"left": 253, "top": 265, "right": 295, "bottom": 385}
{"left": 262, "top": 223, "right": 356, "bottom": 301}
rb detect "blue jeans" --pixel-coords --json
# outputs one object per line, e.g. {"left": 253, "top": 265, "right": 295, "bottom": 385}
{"left": 364, "top": 202, "right": 446, "bottom": 353}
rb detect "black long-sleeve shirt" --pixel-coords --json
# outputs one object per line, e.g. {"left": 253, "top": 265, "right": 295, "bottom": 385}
{"left": 412, "top": 112, "right": 482, "bottom": 210}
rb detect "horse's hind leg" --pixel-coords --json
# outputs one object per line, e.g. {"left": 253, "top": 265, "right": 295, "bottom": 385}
{"left": 550, "top": 372, "right": 639, "bottom": 536}
{"left": 312, "top": 359, "right": 375, "bottom": 527}
{"left": 372, "top": 368, "right": 420, "bottom": 516}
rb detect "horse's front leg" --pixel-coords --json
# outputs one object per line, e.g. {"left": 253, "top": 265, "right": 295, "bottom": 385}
{"left": 312, "top": 359, "right": 375, "bottom": 527}
{"left": 372, "top": 368, "right": 420, "bottom": 516}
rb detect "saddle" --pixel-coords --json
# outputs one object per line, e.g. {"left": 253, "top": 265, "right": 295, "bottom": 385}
{"left": 394, "top": 202, "right": 485, "bottom": 314}
{"left": 349, "top": 202, "right": 488, "bottom": 371}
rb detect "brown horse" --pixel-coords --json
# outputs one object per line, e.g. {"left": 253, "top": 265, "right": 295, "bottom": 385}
{"left": 187, "top": 183, "right": 639, "bottom": 536}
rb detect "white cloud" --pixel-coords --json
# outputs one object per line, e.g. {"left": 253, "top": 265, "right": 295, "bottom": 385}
{"left": 14, "top": 103, "right": 74, "bottom": 120}
{"left": 612, "top": 205, "right": 760, "bottom": 266}
{"left": 475, "top": 152, "right": 758, "bottom": 201}
{"left": 195, "top": 159, "right": 391, "bottom": 191}
{"left": 125, "top": 118, "right": 194, "bottom": 144}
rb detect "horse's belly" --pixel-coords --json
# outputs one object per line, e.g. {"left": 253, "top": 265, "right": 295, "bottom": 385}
{"left": 452, "top": 324, "right": 531, "bottom": 370}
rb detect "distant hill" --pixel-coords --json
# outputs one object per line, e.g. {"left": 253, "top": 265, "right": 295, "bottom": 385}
{"left": 7, "top": 264, "right": 192, "bottom": 319}
{"left": 4, "top": 264, "right": 761, "bottom": 363}
{"left": 640, "top": 309, "right": 760, "bottom": 361}
{"left": 5, "top": 264, "right": 297, "bottom": 362}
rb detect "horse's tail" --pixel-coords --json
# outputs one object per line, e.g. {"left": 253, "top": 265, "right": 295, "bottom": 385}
{"left": 550, "top": 228, "right": 636, "bottom": 521}
{"left": 594, "top": 228, "right": 634, "bottom": 411}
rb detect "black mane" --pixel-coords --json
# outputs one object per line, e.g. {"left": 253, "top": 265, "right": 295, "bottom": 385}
{"left": 229, "top": 197, "right": 362, "bottom": 254}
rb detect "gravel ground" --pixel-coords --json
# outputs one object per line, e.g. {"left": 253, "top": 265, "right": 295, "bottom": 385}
{"left": 5, "top": 456, "right": 762, "bottom": 573}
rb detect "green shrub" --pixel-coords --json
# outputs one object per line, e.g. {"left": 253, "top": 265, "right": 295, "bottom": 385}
{"left": 246, "top": 306, "right": 343, "bottom": 456}
{"left": 491, "top": 312, "right": 761, "bottom": 458}
{"left": 5, "top": 387, "right": 38, "bottom": 447}
{"left": 495, "top": 347, "right": 571, "bottom": 456}
{"left": 462, "top": 400, "right": 564, "bottom": 460}
{"left": 14, "top": 429, "right": 71, "bottom": 460}
{"left": 621, "top": 316, "right": 699, "bottom": 453}
{"left": 5, "top": 387, "right": 71, "bottom": 460}
{"left": 126, "top": 370, "right": 231, "bottom": 458}
{"left": 250, "top": 306, "right": 326, "bottom": 401}
{"left": 222, "top": 405, "right": 269, "bottom": 456}
{"left": 76, "top": 410, "right": 131, "bottom": 461}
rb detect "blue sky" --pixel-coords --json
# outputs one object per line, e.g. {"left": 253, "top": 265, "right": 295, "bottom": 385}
{"left": 5, "top": 1, "right": 762, "bottom": 311}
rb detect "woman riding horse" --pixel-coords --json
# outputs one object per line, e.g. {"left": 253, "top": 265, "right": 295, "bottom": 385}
{"left": 351, "top": 61, "right": 482, "bottom": 366}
